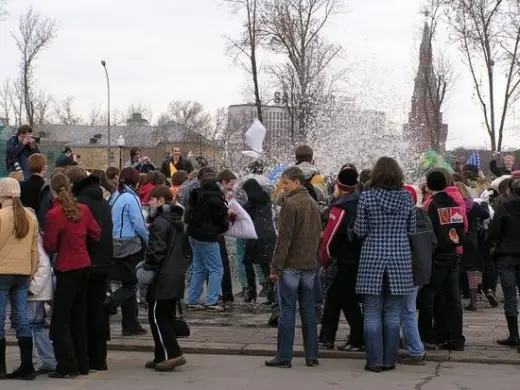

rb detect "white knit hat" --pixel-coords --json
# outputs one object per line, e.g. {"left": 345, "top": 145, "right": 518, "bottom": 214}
{"left": 0, "top": 177, "right": 21, "bottom": 198}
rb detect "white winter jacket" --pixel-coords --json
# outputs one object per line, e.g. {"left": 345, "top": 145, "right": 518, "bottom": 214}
{"left": 28, "top": 235, "right": 54, "bottom": 302}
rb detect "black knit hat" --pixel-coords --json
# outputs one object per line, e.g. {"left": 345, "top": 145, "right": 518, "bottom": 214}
{"left": 337, "top": 167, "right": 358, "bottom": 192}
{"left": 427, "top": 170, "right": 449, "bottom": 192}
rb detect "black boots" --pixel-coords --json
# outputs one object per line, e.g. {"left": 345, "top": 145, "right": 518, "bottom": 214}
{"left": 465, "top": 289, "right": 478, "bottom": 311}
{"left": 497, "top": 315, "right": 520, "bottom": 347}
{"left": 0, "top": 338, "right": 6, "bottom": 380}
{"left": 6, "top": 337, "right": 35, "bottom": 380}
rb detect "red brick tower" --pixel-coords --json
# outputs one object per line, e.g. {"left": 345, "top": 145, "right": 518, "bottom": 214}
{"left": 404, "top": 22, "right": 448, "bottom": 153}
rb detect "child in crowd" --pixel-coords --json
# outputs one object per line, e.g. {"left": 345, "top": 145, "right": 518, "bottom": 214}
{"left": 139, "top": 185, "right": 188, "bottom": 371}
{"left": 170, "top": 170, "right": 189, "bottom": 201}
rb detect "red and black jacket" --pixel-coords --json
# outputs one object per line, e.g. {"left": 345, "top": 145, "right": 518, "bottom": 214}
{"left": 320, "top": 192, "right": 361, "bottom": 269}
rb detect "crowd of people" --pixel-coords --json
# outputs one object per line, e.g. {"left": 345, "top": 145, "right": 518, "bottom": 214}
{"left": 1, "top": 123, "right": 520, "bottom": 380}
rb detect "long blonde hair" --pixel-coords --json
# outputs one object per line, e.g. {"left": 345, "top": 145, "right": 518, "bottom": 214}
{"left": 12, "top": 198, "right": 29, "bottom": 239}
{"left": 51, "top": 173, "right": 81, "bottom": 222}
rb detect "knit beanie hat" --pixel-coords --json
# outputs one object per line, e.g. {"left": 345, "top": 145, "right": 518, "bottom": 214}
{"left": 403, "top": 184, "right": 418, "bottom": 205}
{"left": 426, "top": 168, "right": 450, "bottom": 192}
{"left": 337, "top": 167, "right": 358, "bottom": 192}
{"left": 0, "top": 177, "right": 21, "bottom": 198}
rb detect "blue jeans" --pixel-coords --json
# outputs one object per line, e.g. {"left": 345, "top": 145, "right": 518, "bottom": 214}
{"left": 0, "top": 275, "right": 31, "bottom": 339}
{"left": 497, "top": 260, "right": 520, "bottom": 316}
{"left": 401, "top": 287, "right": 424, "bottom": 357}
{"left": 187, "top": 238, "right": 223, "bottom": 306}
{"left": 27, "top": 301, "right": 56, "bottom": 370}
{"left": 271, "top": 262, "right": 323, "bottom": 314}
{"left": 277, "top": 269, "right": 318, "bottom": 362}
{"left": 364, "top": 290, "right": 404, "bottom": 368}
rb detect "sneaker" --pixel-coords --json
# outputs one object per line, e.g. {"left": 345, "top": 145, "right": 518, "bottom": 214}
{"left": 497, "top": 337, "right": 520, "bottom": 347}
{"left": 144, "top": 360, "right": 156, "bottom": 369}
{"left": 265, "top": 358, "right": 291, "bottom": 368}
{"left": 48, "top": 371, "right": 79, "bottom": 379}
{"left": 235, "top": 288, "right": 248, "bottom": 299}
{"left": 399, "top": 354, "right": 426, "bottom": 365}
{"left": 206, "top": 304, "right": 225, "bottom": 312}
{"left": 485, "top": 290, "right": 499, "bottom": 307}
{"left": 187, "top": 304, "right": 205, "bottom": 311}
{"left": 337, "top": 343, "right": 365, "bottom": 352}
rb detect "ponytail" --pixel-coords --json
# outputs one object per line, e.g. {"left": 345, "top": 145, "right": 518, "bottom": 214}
{"left": 118, "top": 179, "right": 126, "bottom": 194}
{"left": 12, "top": 198, "right": 29, "bottom": 239}
{"left": 57, "top": 188, "right": 81, "bottom": 222}
{"left": 51, "top": 173, "right": 81, "bottom": 222}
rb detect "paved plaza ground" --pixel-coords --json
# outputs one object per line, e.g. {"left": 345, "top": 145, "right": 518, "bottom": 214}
{"left": 4, "top": 351, "right": 520, "bottom": 390}
{"left": 5, "top": 295, "right": 520, "bottom": 367}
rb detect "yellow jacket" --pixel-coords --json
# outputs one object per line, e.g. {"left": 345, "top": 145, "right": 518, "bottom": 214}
{"left": 0, "top": 205, "right": 39, "bottom": 277}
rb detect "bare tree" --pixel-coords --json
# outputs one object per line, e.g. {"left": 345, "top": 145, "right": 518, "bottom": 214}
{"left": 261, "top": 0, "right": 344, "bottom": 141}
{"left": 164, "top": 100, "right": 212, "bottom": 136}
{"left": 33, "top": 90, "right": 55, "bottom": 127}
{"left": 444, "top": 0, "right": 520, "bottom": 151}
{"left": 224, "top": 0, "right": 264, "bottom": 123}
{"left": 12, "top": 7, "right": 57, "bottom": 127}
{"left": 10, "top": 78, "right": 24, "bottom": 126}
{"left": 0, "top": 79, "right": 13, "bottom": 124}
{"left": 55, "top": 96, "right": 82, "bottom": 125}
{"left": 0, "top": 0, "right": 7, "bottom": 21}
{"left": 125, "top": 103, "right": 153, "bottom": 124}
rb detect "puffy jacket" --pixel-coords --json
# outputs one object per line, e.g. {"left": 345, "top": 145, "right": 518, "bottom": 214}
{"left": 29, "top": 236, "right": 53, "bottom": 301}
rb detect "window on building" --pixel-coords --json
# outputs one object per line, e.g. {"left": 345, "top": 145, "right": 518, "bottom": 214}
{"left": 109, "top": 150, "right": 116, "bottom": 162}
{"left": 46, "top": 152, "right": 54, "bottom": 163}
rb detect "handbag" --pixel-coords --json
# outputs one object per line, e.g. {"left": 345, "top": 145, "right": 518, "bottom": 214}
{"left": 173, "top": 301, "right": 191, "bottom": 339}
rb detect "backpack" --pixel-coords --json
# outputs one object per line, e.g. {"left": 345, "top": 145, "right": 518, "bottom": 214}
{"left": 409, "top": 208, "right": 437, "bottom": 286}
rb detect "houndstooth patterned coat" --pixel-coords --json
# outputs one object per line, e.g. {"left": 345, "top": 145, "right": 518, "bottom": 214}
{"left": 354, "top": 188, "right": 416, "bottom": 296}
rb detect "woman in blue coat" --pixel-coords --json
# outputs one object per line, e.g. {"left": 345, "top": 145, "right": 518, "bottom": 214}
{"left": 107, "top": 167, "right": 149, "bottom": 336}
{"left": 354, "top": 157, "right": 416, "bottom": 373}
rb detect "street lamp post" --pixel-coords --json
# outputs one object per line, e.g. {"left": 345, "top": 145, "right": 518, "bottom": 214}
{"left": 117, "top": 134, "right": 125, "bottom": 169}
{"left": 101, "top": 60, "right": 111, "bottom": 167}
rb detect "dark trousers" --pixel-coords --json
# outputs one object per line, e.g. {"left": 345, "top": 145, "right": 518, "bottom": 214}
{"left": 148, "top": 298, "right": 183, "bottom": 363}
{"left": 86, "top": 273, "right": 110, "bottom": 370}
{"left": 319, "top": 263, "right": 363, "bottom": 347}
{"left": 219, "top": 237, "right": 233, "bottom": 302}
{"left": 50, "top": 268, "right": 89, "bottom": 375}
{"left": 112, "top": 281, "right": 140, "bottom": 331}
{"left": 418, "top": 259, "right": 465, "bottom": 348}
{"left": 482, "top": 255, "right": 498, "bottom": 292}
{"left": 245, "top": 262, "right": 273, "bottom": 300}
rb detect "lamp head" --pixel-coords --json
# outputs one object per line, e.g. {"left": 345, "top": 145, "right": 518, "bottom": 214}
{"left": 101, "top": 60, "right": 106, "bottom": 67}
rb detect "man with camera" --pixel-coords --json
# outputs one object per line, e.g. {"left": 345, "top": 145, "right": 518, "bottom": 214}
{"left": 55, "top": 147, "right": 80, "bottom": 168}
{"left": 5, "top": 124, "right": 40, "bottom": 180}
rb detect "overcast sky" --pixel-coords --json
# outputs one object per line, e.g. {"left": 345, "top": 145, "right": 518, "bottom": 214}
{"left": 1, "top": 0, "right": 520, "bottom": 150}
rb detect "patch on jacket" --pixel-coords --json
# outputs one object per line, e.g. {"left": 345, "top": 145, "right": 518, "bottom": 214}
{"left": 448, "top": 228, "right": 460, "bottom": 244}
{"left": 438, "top": 207, "right": 463, "bottom": 225}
